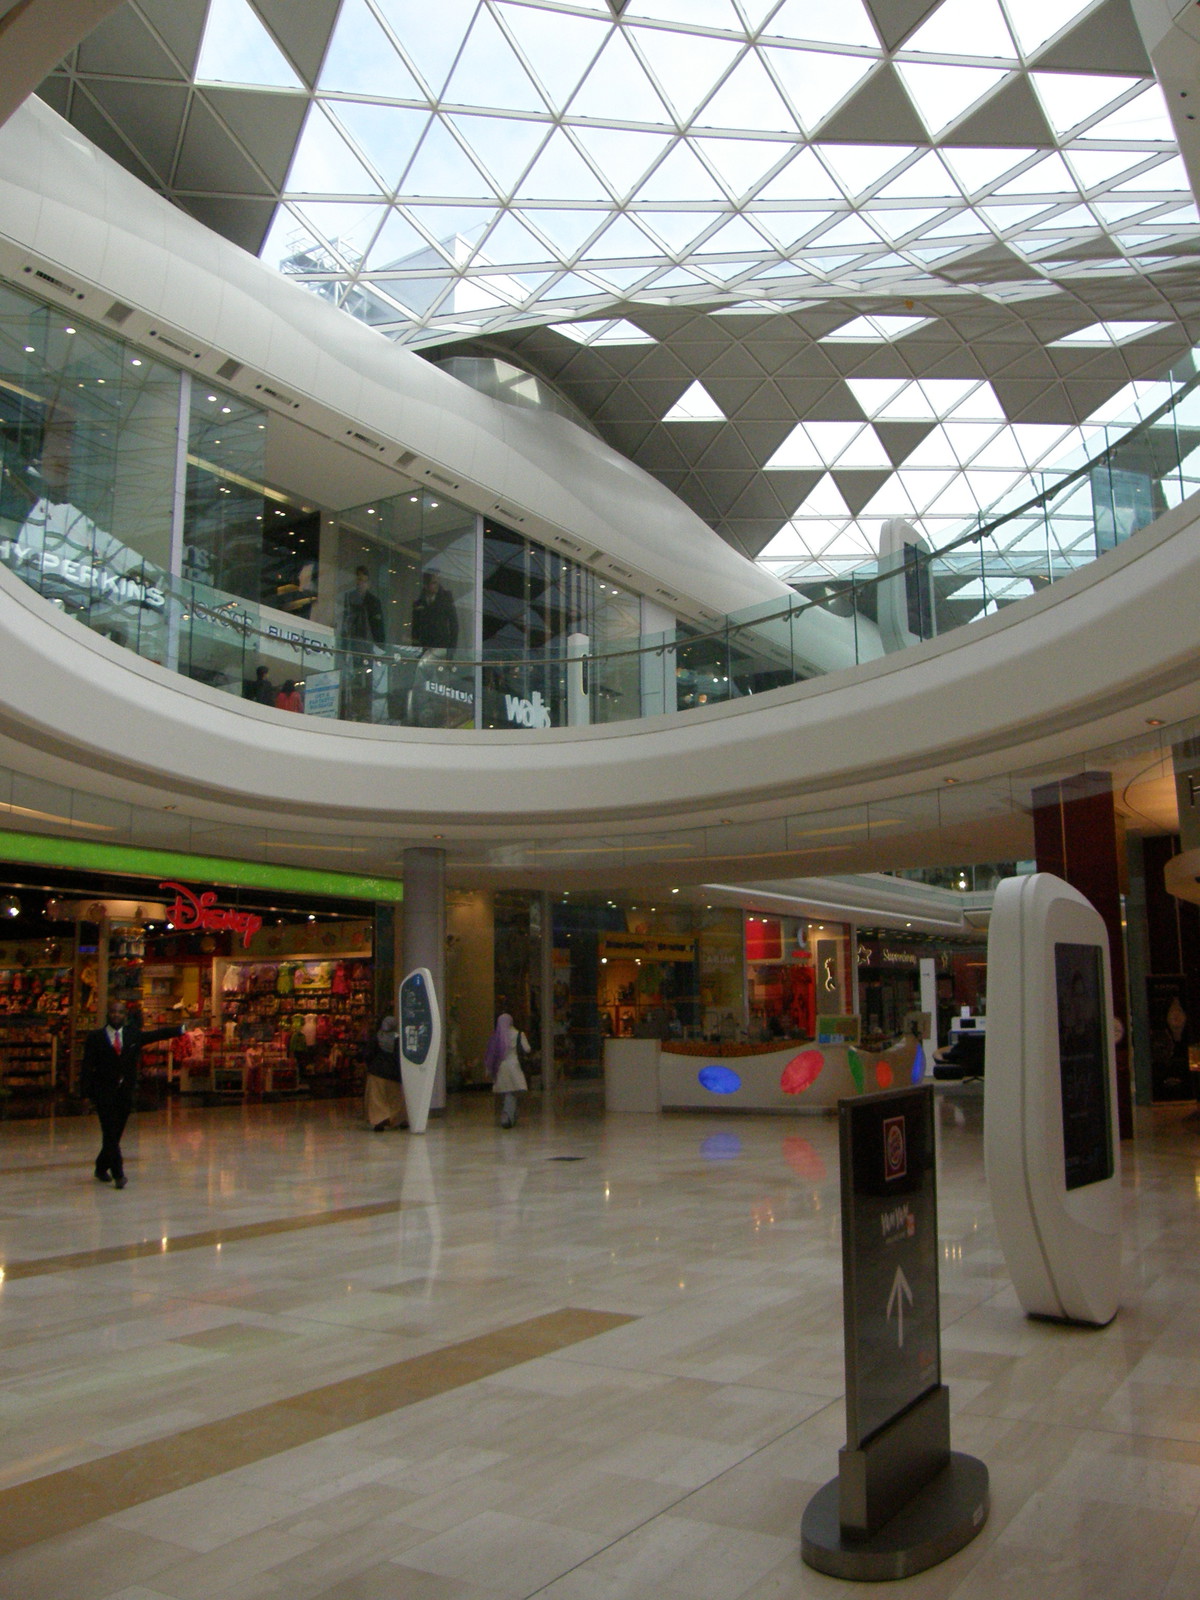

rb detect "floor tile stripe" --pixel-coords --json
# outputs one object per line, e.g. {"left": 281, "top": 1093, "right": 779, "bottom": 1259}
{"left": 0, "top": 1200, "right": 407, "bottom": 1280}
{"left": 0, "top": 1308, "right": 632, "bottom": 1556}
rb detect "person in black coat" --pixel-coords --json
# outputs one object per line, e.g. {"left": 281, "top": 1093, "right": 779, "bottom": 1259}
{"left": 80, "top": 999, "right": 187, "bottom": 1188}
{"left": 410, "top": 569, "right": 458, "bottom": 652}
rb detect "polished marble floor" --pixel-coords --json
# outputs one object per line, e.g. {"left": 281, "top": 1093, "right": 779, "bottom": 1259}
{"left": 0, "top": 1090, "right": 1198, "bottom": 1598}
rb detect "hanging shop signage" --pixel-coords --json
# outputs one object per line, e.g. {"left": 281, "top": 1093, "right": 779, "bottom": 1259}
{"left": 0, "top": 539, "right": 165, "bottom": 607}
{"left": 160, "top": 882, "right": 263, "bottom": 947}
{"left": 858, "top": 941, "right": 951, "bottom": 971}
{"left": 504, "top": 690, "right": 552, "bottom": 729}
{"left": 599, "top": 933, "right": 695, "bottom": 962}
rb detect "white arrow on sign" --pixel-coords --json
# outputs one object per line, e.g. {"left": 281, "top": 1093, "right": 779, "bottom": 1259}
{"left": 887, "top": 1265, "right": 913, "bottom": 1348}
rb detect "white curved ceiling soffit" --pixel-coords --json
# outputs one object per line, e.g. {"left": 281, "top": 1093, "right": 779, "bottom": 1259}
{"left": 38, "top": 0, "right": 1200, "bottom": 570}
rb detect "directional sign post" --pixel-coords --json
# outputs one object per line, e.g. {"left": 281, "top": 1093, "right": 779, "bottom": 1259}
{"left": 398, "top": 967, "right": 441, "bottom": 1135}
{"left": 801, "top": 1085, "right": 989, "bottom": 1581}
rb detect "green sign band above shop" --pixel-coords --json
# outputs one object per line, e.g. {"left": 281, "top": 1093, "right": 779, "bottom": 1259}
{"left": 0, "top": 830, "right": 403, "bottom": 903}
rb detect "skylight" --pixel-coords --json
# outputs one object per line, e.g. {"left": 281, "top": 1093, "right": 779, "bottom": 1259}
{"left": 196, "top": 0, "right": 302, "bottom": 89}
{"left": 1049, "top": 320, "right": 1169, "bottom": 346}
{"left": 822, "top": 314, "right": 932, "bottom": 342}
{"left": 664, "top": 381, "right": 725, "bottom": 421}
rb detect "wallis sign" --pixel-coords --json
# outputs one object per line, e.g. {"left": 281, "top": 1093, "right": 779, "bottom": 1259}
{"left": 160, "top": 882, "right": 263, "bottom": 947}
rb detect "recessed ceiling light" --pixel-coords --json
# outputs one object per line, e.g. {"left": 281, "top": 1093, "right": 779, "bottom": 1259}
{"left": 1146, "top": 717, "right": 1165, "bottom": 726}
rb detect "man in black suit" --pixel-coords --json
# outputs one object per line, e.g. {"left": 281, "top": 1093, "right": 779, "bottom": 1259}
{"left": 81, "top": 999, "right": 187, "bottom": 1188}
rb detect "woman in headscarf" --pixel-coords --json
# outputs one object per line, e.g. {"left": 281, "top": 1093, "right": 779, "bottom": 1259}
{"left": 483, "top": 1011, "right": 530, "bottom": 1128}
{"left": 364, "top": 1013, "right": 407, "bottom": 1131}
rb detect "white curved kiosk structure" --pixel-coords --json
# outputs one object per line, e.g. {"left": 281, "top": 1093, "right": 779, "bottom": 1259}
{"left": 399, "top": 967, "right": 442, "bottom": 1136}
{"left": 985, "top": 874, "right": 1121, "bottom": 1326}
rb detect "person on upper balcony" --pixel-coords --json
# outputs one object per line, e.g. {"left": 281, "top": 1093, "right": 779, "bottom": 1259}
{"left": 410, "top": 568, "right": 458, "bottom": 656}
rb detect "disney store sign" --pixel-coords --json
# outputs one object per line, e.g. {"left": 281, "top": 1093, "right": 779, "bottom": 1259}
{"left": 160, "top": 881, "right": 263, "bottom": 947}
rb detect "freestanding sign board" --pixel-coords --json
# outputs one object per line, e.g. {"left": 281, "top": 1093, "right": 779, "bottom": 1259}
{"left": 398, "top": 967, "right": 440, "bottom": 1135}
{"left": 802, "top": 1086, "right": 988, "bottom": 1581}
{"left": 842, "top": 1087, "right": 941, "bottom": 1450}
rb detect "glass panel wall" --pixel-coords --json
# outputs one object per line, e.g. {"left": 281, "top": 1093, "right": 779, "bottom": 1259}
{"left": 333, "top": 488, "right": 476, "bottom": 724}
{"left": 0, "top": 279, "right": 178, "bottom": 663}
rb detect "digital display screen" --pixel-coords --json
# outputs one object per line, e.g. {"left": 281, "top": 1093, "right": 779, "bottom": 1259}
{"left": 1054, "top": 943, "right": 1113, "bottom": 1191}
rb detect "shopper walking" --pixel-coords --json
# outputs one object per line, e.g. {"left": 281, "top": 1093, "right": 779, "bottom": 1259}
{"left": 81, "top": 1000, "right": 187, "bottom": 1188}
{"left": 364, "top": 1013, "right": 407, "bottom": 1131}
{"left": 484, "top": 1011, "right": 529, "bottom": 1128}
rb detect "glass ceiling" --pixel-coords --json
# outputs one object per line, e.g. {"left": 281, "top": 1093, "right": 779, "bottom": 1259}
{"left": 200, "top": 0, "right": 1198, "bottom": 342}
{"left": 178, "top": 0, "right": 1200, "bottom": 579}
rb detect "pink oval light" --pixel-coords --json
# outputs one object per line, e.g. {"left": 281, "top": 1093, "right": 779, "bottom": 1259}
{"left": 875, "top": 1059, "right": 894, "bottom": 1090}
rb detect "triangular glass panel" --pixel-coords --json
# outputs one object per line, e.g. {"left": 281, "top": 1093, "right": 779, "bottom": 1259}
{"left": 405, "top": 205, "right": 493, "bottom": 254}
{"left": 942, "top": 145, "right": 1034, "bottom": 194}
{"left": 1027, "top": 203, "right": 1093, "bottom": 228}
{"left": 1113, "top": 155, "right": 1190, "bottom": 192}
{"left": 541, "top": 270, "right": 606, "bottom": 300}
{"left": 664, "top": 380, "right": 725, "bottom": 420}
{"left": 592, "top": 318, "right": 656, "bottom": 343}
{"left": 691, "top": 137, "right": 790, "bottom": 199}
{"left": 1032, "top": 71, "right": 1142, "bottom": 135}
{"left": 497, "top": 4, "right": 611, "bottom": 107}
{"left": 1009, "top": 234, "right": 1066, "bottom": 254}
{"left": 449, "top": 115, "right": 550, "bottom": 195}
{"left": 521, "top": 208, "right": 609, "bottom": 253}
{"left": 317, "top": 0, "right": 421, "bottom": 96}
{"left": 515, "top": 130, "right": 610, "bottom": 200}
{"left": 846, "top": 377, "right": 910, "bottom": 415}
{"left": 947, "top": 381, "right": 1004, "bottom": 420}
{"left": 480, "top": 209, "right": 558, "bottom": 266}
{"left": 994, "top": 152, "right": 1079, "bottom": 195}
{"left": 1003, "top": 0, "right": 1097, "bottom": 56}
{"left": 874, "top": 151, "right": 960, "bottom": 201}
{"left": 443, "top": 7, "right": 546, "bottom": 113}
{"left": 196, "top": 0, "right": 302, "bottom": 87}
{"left": 834, "top": 425, "right": 891, "bottom": 466}
{"left": 754, "top": 208, "right": 835, "bottom": 246}
{"left": 401, "top": 117, "right": 497, "bottom": 199}
{"left": 635, "top": 140, "right": 727, "bottom": 201}
{"left": 330, "top": 103, "right": 429, "bottom": 190}
{"left": 761, "top": 46, "right": 876, "bottom": 129}
{"left": 754, "top": 145, "right": 842, "bottom": 199}
{"left": 1144, "top": 201, "right": 1200, "bottom": 224}
{"left": 1092, "top": 199, "right": 1154, "bottom": 224}
{"left": 859, "top": 477, "right": 917, "bottom": 517}
{"left": 1012, "top": 421, "right": 1073, "bottom": 462}
{"left": 361, "top": 208, "right": 430, "bottom": 269}
{"left": 895, "top": 63, "right": 1011, "bottom": 135}
{"left": 969, "top": 428, "right": 1028, "bottom": 470}
{"left": 566, "top": 28, "right": 668, "bottom": 121}
{"left": 285, "top": 104, "right": 383, "bottom": 194}
{"left": 978, "top": 200, "right": 1055, "bottom": 229}
{"left": 628, "top": 27, "right": 743, "bottom": 122}
{"left": 570, "top": 127, "right": 674, "bottom": 201}
{"left": 920, "top": 379, "right": 984, "bottom": 416}
{"left": 590, "top": 264, "right": 659, "bottom": 289}
{"left": 639, "top": 210, "right": 725, "bottom": 250}
{"left": 916, "top": 209, "right": 988, "bottom": 237}
{"left": 695, "top": 256, "right": 760, "bottom": 280}
{"left": 1080, "top": 84, "right": 1176, "bottom": 142}
{"left": 764, "top": 0, "right": 878, "bottom": 47}
{"left": 1066, "top": 148, "right": 1153, "bottom": 189}
{"left": 794, "top": 471, "right": 853, "bottom": 513}
{"left": 292, "top": 199, "right": 388, "bottom": 258}
{"left": 766, "top": 427, "right": 831, "bottom": 469}
{"left": 696, "top": 213, "right": 780, "bottom": 251}
{"left": 644, "top": 264, "right": 709, "bottom": 287}
{"left": 695, "top": 50, "right": 799, "bottom": 132}
{"left": 373, "top": 0, "right": 477, "bottom": 99}
{"left": 819, "top": 144, "right": 915, "bottom": 198}
{"left": 808, "top": 213, "right": 882, "bottom": 246}
{"left": 261, "top": 206, "right": 322, "bottom": 272}
{"left": 942, "top": 421, "right": 1002, "bottom": 461}
{"left": 625, "top": 0, "right": 741, "bottom": 23}
{"left": 577, "top": 212, "right": 661, "bottom": 258}
{"left": 870, "top": 206, "right": 947, "bottom": 239}
{"left": 907, "top": 0, "right": 1015, "bottom": 58}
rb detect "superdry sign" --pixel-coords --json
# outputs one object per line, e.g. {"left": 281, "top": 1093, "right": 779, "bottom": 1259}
{"left": 160, "top": 882, "right": 263, "bottom": 947}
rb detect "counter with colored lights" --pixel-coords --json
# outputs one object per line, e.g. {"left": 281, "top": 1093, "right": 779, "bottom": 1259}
{"left": 605, "top": 1033, "right": 925, "bottom": 1115}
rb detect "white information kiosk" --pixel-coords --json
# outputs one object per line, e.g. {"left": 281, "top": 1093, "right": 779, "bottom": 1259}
{"left": 985, "top": 874, "right": 1121, "bottom": 1325}
{"left": 398, "top": 966, "right": 441, "bottom": 1135}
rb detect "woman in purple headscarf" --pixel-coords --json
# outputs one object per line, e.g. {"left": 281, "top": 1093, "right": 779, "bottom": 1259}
{"left": 483, "top": 1011, "right": 529, "bottom": 1128}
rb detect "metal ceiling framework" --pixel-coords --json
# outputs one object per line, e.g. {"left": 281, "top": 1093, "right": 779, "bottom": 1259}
{"left": 39, "top": 0, "right": 1200, "bottom": 572}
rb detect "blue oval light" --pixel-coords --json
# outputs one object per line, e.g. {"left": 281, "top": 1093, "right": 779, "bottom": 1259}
{"left": 702, "top": 1132, "right": 742, "bottom": 1160}
{"left": 698, "top": 1065, "right": 742, "bottom": 1095}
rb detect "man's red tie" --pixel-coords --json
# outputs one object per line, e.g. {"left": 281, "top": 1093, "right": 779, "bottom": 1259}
{"left": 113, "top": 1033, "right": 122, "bottom": 1054}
